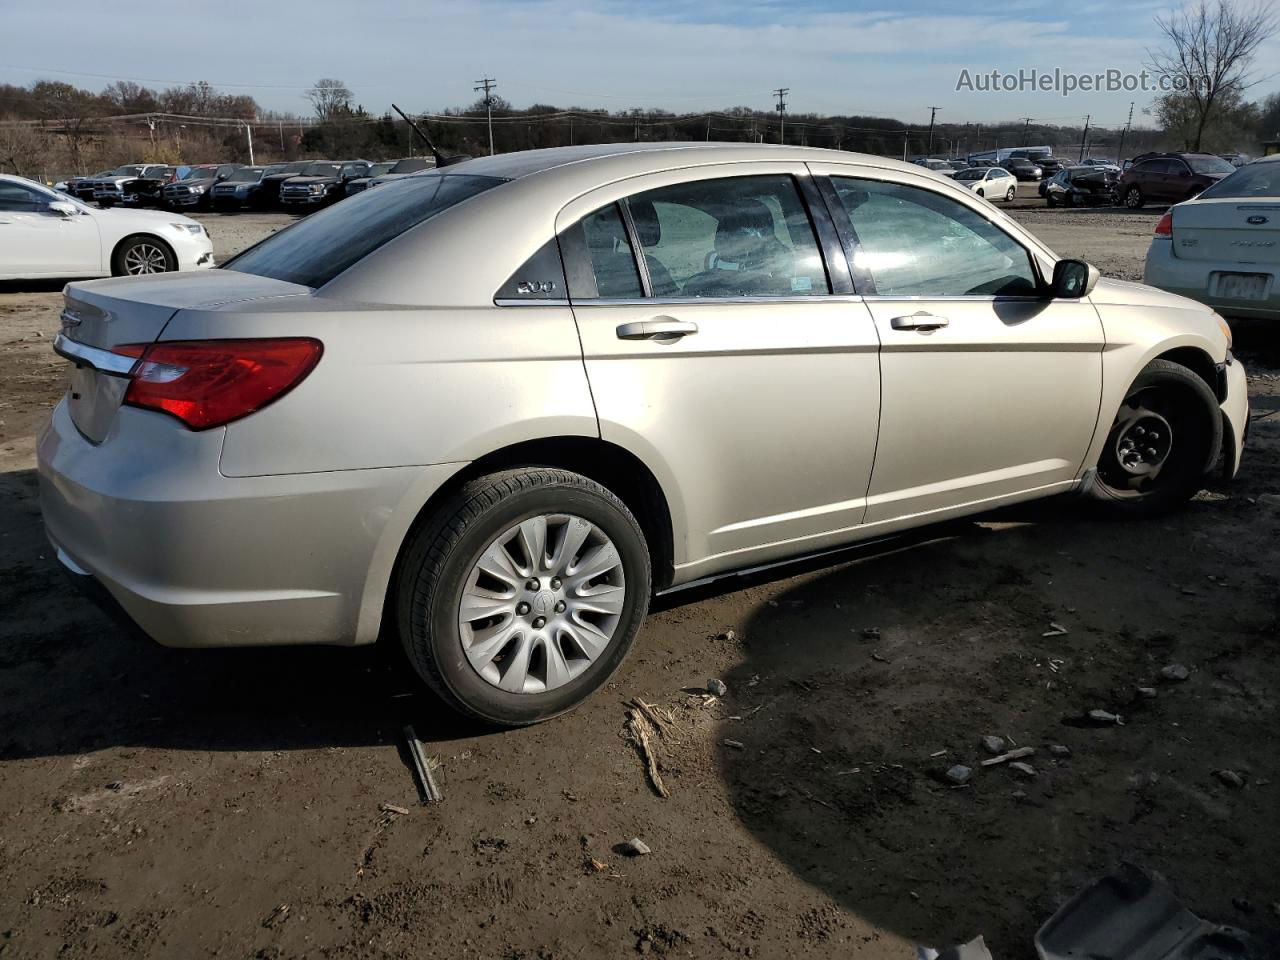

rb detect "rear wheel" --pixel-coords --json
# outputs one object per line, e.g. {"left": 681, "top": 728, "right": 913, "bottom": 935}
{"left": 111, "top": 235, "right": 176, "bottom": 276}
{"left": 1124, "top": 186, "right": 1144, "bottom": 209}
{"left": 1090, "top": 359, "right": 1222, "bottom": 516}
{"left": 396, "top": 468, "right": 651, "bottom": 726}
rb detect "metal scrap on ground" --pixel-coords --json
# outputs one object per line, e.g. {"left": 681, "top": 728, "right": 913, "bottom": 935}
{"left": 402, "top": 725, "right": 444, "bottom": 804}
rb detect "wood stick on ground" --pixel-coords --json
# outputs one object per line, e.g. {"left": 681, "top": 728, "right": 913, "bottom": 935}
{"left": 626, "top": 708, "right": 670, "bottom": 798}
{"left": 629, "top": 698, "right": 680, "bottom": 740}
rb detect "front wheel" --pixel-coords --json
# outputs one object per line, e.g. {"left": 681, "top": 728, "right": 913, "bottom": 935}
{"left": 1090, "top": 359, "right": 1222, "bottom": 516}
{"left": 1005, "top": 186, "right": 1016, "bottom": 202}
{"left": 396, "top": 468, "right": 652, "bottom": 726}
{"left": 1124, "top": 186, "right": 1144, "bottom": 209}
{"left": 111, "top": 235, "right": 176, "bottom": 276}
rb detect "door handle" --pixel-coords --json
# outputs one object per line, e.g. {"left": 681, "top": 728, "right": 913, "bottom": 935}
{"left": 615, "top": 318, "right": 699, "bottom": 341}
{"left": 890, "top": 311, "right": 950, "bottom": 331}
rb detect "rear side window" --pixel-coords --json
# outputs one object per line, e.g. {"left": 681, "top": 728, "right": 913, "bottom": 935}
{"left": 573, "top": 202, "right": 644, "bottom": 299}
{"left": 1199, "top": 161, "right": 1280, "bottom": 199}
{"left": 224, "top": 173, "right": 505, "bottom": 288}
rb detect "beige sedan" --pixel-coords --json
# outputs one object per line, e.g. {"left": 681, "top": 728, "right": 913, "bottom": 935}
{"left": 39, "top": 143, "right": 1247, "bottom": 726}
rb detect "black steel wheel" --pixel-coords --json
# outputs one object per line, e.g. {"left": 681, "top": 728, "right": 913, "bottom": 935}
{"left": 1090, "top": 359, "right": 1222, "bottom": 516}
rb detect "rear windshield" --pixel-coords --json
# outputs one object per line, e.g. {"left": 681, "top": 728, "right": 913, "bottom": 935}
{"left": 1186, "top": 155, "right": 1235, "bottom": 175}
{"left": 223, "top": 173, "right": 505, "bottom": 288}
{"left": 1198, "top": 161, "right": 1280, "bottom": 200}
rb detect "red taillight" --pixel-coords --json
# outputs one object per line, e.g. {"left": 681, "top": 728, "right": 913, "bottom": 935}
{"left": 112, "top": 338, "right": 323, "bottom": 430}
{"left": 1154, "top": 212, "right": 1173, "bottom": 237}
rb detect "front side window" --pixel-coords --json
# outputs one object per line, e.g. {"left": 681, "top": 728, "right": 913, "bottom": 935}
{"left": 0, "top": 180, "right": 45, "bottom": 212}
{"left": 224, "top": 173, "right": 505, "bottom": 288}
{"left": 623, "top": 175, "right": 829, "bottom": 299}
{"left": 831, "top": 177, "right": 1039, "bottom": 298}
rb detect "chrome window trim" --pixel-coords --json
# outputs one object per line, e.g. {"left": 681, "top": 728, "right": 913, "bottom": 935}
{"left": 52, "top": 333, "right": 137, "bottom": 377}
{"left": 494, "top": 298, "right": 572, "bottom": 307}
{"left": 565, "top": 295, "right": 852, "bottom": 307}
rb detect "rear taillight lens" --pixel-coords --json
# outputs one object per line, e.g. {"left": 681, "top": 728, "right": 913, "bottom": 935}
{"left": 1154, "top": 212, "right": 1173, "bottom": 237}
{"left": 112, "top": 338, "right": 322, "bottom": 430}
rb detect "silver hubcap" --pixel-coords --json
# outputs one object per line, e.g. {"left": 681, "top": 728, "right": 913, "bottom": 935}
{"left": 458, "top": 514, "right": 626, "bottom": 694}
{"left": 124, "top": 243, "right": 168, "bottom": 274}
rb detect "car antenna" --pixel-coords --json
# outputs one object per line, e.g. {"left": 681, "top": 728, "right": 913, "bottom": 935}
{"left": 391, "top": 104, "right": 468, "bottom": 167}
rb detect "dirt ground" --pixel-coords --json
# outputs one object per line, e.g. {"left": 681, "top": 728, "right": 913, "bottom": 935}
{"left": 2, "top": 194, "right": 1279, "bottom": 960}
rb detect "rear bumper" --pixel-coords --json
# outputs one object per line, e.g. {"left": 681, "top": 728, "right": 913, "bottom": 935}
{"left": 1144, "top": 239, "right": 1280, "bottom": 319}
{"left": 37, "top": 399, "right": 455, "bottom": 648}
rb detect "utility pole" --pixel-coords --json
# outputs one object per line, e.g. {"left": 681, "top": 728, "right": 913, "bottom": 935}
{"left": 705, "top": 115, "right": 711, "bottom": 141}
{"left": 474, "top": 76, "right": 497, "bottom": 155}
{"left": 1116, "top": 101, "right": 1134, "bottom": 163}
{"left": 1020, "top": 117, "right": 1033, "bottom": 142}
{"left": 242, "top": 122, "right": 254, "bottom": 165}
{"left": 902, "top": 131, "right": 909, "bottom": 161}
{"left": 1079, "top": 114, "right": 1091, "bottom": 161}
{"left": 926, "top": 105, "right": 940, "bottom": 153}
{"left": 773, "top": 88, "right": 789, "bottom": 144}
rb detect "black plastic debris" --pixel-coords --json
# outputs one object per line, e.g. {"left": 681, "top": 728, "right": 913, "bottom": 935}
{"left": 1036, "top": 863, "right": 1258, "bottom": 960}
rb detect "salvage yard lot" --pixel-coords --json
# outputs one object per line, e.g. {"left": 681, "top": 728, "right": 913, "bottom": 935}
{"left": 1, "top": 197, "right": 1278, "bottom": 959}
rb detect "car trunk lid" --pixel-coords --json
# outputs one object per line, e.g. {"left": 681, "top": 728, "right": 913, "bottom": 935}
{"left": 56, "top": 271, "right": 310, "bottom": 443}
{"left": 1171, "top": 199, "right": 1280, "bottom": 264}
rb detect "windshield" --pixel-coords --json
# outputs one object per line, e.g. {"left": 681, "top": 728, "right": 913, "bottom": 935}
{"left": 1198, "top": 161, "right": 1280, "bottom": 199}
{"left": 1186, "top": 155, "right": 1236, "bottom": 175}
{"left": 302, "top": 162, "right": 341, "bottom": 177}
{"left": 368, "top": 162, "right": 396, "bottom": 177}
{"left": 112, "top": 165, "right": 146, "bottom": 176}
{"left": 224, "top": 173, "right": 506, "bottom": 288}
{"left": 226, "top": 168, "right": 264, "bottom": 183}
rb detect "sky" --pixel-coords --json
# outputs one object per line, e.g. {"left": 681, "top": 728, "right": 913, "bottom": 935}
{"left": 4, "top": 0, "right": 1279, "bottom": 131}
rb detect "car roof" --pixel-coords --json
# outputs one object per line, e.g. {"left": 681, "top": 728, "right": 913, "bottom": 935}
{"left": 446, "top": 141, "right": 928, "bottom": 181}
{"left": 1249, "top": 154, "right": 1280, "bottom": 164}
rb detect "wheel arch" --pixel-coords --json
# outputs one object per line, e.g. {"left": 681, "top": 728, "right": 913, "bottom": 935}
{"left": 1153, "top": 345, "right": 1217, "bottom": 394}
{"left": 372, "top": 435, "right": 678, "bottom": 645}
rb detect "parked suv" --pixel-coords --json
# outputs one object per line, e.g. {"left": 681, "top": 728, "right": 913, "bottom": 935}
{"left": 38, "top": 144, "right": 1247, "bottom": 728}
{"left": 92, "top": 164, "right": 174, "bottom": 207}
{"left": 279, "top": 160, "right": 371, "bottom": 209}
{"left": 211, "top": 165, "right": 288, "bottom": 211}
{"left": 1002, "top": 157, "right": 1043, "bottom": 181}
{"left": 256, "top": 161, "right": 312, "bottom": 209}
{"left": 1118, "top": 153, "right": 1235, "bottom": 208}
{"left": 162, "top": 164, "right": 242, "bottom": 210}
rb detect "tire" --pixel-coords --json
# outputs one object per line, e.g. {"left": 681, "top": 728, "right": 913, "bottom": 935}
{"left": 1124, "top": 186, "right": 1144, "bottom": 209}
{"left": 1005, "top": 187, "right": 1016, "bottom": 202}
{"left": 1089, "top": 359, "right": 1222, "bottom": 517}
{"left": 1046, "top": 194, "right": 1057, "bottom": 207}
{"left": 111, "top": 235, "right": 177, "bottom": 276}
{"left": 976, "top": 189, "right": 984, "bottom": 198}
{"left": 396, "top": 468, "right": 652, "bottom": 726}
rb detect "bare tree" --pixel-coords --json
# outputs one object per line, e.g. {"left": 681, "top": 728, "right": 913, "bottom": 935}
{"left": 1149, "top": 0, "right": 1279, "bottom": 151}
{"left": 304, "top": 79, "right": 353, "bottom": 121}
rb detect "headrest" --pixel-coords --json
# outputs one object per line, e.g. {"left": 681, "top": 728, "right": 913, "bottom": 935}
{"left": 628, "top": 199, "right": 662, "bottom": 247}
{"left": 714, "top": 198, "right": 775, "bottom": 264}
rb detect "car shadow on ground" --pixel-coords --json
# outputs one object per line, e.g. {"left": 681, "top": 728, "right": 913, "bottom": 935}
{"left": 0, "top": 466, "right": 485, "bottom": 763}
{"left": 712, "top": 472, "right": 1280, "bottom": 954}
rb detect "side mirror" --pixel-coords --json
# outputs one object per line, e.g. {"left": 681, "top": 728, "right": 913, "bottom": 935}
{"left": 1051, "top": 259, "right": 1099, "bottom": 298}
{"left": 47, "top": 200, "right": 78, "bottom": 217}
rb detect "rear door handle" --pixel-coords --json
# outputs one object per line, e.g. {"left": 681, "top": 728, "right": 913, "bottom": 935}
{"left": 615, "top": 318, "right": 699, "bottom": 340}
{"left": 890, "top": 311, "right": 949, "bottom": 331}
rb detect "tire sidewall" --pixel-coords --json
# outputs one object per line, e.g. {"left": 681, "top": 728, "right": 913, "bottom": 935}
{"left": 410, "top": 479, "right": 651, "bottom": 726}
{"left": 1092, "top": 361, "right": 1222, "bottom": 514}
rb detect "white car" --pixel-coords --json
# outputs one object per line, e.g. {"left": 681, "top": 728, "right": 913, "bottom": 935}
{"left": 1143, "top": 155, "right": 1280, "bottom": 320}
{"left": 0, "top": 174, "right": 213, "bottom": 280}
{"left": 951, "top": 165, "right": 1018, "bottom": 202}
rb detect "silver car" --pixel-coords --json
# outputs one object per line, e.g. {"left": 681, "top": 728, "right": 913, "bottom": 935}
{"left": 38, "top": 143, "right": 1249, "bottom": 726}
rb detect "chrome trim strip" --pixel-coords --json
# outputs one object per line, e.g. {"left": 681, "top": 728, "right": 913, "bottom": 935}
{"left": 493, "top": 298, "right": 572, "bottom": 307}
{"left": 52, "top": 333, "right": 137, "bottom": 377}
{"left": 568, "top": 295, "right": 855, "bottom": 307}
